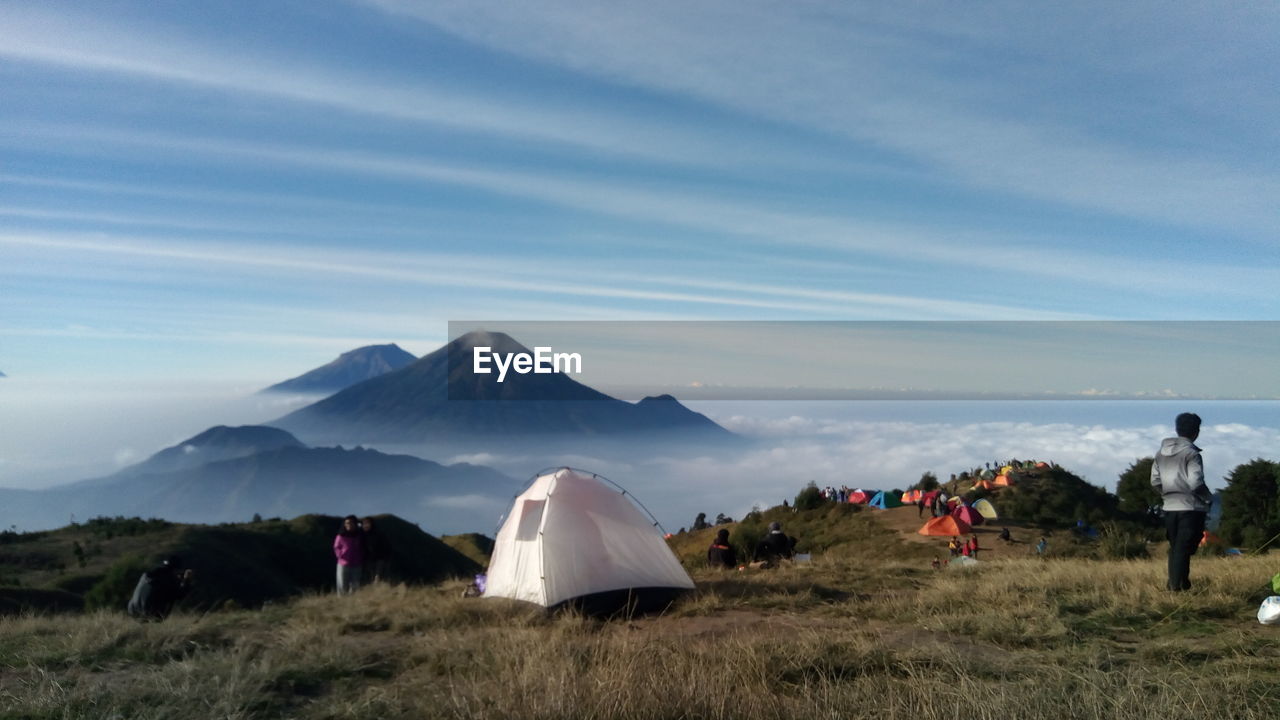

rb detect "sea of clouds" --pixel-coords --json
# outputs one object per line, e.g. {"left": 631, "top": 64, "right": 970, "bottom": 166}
{"left": 2, "top": 379, "right": 1276, "bottom": 535}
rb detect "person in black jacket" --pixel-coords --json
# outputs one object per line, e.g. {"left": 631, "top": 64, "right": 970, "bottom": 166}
{"left": 127, "top": 556, "right": 194, "bottom": 620}
{"left": 754, "top": 521, "right": 795, "bottom": 564}
{"left": 361, "top": 516, "right": 392, "bottom": 584}
{"left": 707, "top": 528, "right": 737, "bottom": 568}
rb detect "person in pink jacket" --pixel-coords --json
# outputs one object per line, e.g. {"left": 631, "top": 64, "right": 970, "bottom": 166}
{"left": 333, "top": 515, "right": 365, "bottom": 595}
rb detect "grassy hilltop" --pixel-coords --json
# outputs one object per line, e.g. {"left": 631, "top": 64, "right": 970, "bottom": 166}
{"left": 0, "top": 514, "right": 480, "bottom": 615}
{"left": 3, "top": 495, "right": 1280, "bottom": 719}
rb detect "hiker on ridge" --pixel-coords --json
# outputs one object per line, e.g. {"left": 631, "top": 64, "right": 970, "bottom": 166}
{"left": 361, "top": 516, "right": 391, "bottom": 584}
{"left": 334, "top": 515, "right": 365, "bottom": 595}
{"left": 707, "top": 528, "right": 737, "bottom": 569}
{"left": 127, "top": 555, "right": 194, "bottom": 620}
{"left": 1151, "top": 412, "right": 1213, "bottom": 592}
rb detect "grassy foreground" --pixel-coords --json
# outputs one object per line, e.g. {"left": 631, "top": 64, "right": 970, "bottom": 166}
{"left": 3, "top": 553, "right": 1279, "bottom": 719}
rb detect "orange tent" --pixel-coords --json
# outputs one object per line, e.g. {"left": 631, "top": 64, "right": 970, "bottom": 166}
{"left": 918, "top": 515, "right": 972, "bottom": 536}
{"left": 1035, "top": 462, "right": 1049, "bottom": 469}
{"left": 848, "top": 491, "right": 870, "bottom": 504}
{"left": 970, "top": 479, "right": 995, "bottom": 491}
{"left": 1199, "top": 531, "right": 1221, "bottom": 547}
{"left": 993, "top": 474, "right": 1014, "bottom": 487}
{"left": 901, "top": 489, "right": 923, "bottom": 503}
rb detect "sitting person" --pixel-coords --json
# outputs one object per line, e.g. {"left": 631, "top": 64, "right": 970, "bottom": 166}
{"left": 754, "top": 521, "right": 795, "bottom": 565}
{"left": 707, "top": 528, "right": 737, "bottom": 568}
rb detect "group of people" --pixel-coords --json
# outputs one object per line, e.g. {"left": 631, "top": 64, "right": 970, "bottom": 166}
{"left": 947, "top": 534, "right": 980, "bottom": 558}
{"left": 706, "top": 521, "right": 797, "bottom": 569}
{"left": 820, "top": 486, "right": 855, "bottom": 504}
{"left": 333, "top": 515, "right": 392, "bottom": 594}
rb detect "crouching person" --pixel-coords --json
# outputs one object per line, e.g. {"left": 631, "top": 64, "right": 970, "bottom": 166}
{"left": 128, "top": 556, "right": 195, "bottom": 621}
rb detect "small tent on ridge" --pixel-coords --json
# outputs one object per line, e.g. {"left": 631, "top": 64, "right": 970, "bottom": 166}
{"left": 485, "top": 467, "right": 694, "bottom": 615}
{"left": 993, "top": 474, "right": 1015, "bottom": 487}
{"left": 918, "top": 515, "right": 972, "bottom": 536}
{"left": 868, "top": 491, "right": 903, "bottom": 509}
{"left": 848, "top": 490, "right": 870, "bottom": 504}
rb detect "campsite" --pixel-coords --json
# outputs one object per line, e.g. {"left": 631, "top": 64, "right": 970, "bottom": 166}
{"left": 4, "top": 462, "right": 1280, "bottom": 719}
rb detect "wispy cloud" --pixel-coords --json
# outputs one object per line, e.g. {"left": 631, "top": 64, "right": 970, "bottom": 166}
{"left": 10, "top": 126, "right": 1278, "bottom": 310}
{"left": 0, "top": 230, "right": 1037, "bottom": 319}
{"left": 367, "top": 0, "right": 1280, "bottom": 238}
{"left": 0, "top": 6, "right": 802, "bottom": 171}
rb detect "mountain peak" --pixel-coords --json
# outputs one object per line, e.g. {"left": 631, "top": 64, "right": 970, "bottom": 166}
{"left": 445, "top": 330, "right": 529, "bottom": 356}
{"left": 122, "top": 425, "right": 305, "bottom": 477}
{"left": 262, "top": 343, "right": 416, "bottom": 395}
{"left": 273, "top": 331, "right": 736, "bottom": 443}
{"left": 638, "top": 394, "right": 679, "bottom": 403}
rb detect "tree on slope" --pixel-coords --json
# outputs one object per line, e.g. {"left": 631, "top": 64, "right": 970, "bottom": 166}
{"left": 1115, "top": 457, "right": 1161, "bottom": 527}
{"left": 1218, "top": 459, "right": 1280, "bottom": 549}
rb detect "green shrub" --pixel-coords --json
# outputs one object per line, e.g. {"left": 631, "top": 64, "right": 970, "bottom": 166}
{"left": 794, "top": 482, "right": 824, "bottom": 511}
{"left": 1099, "top": 524, "right": 1148, "bottom": 559}
{"left": 83, "top": 555, "right": 149, "bottom": 611}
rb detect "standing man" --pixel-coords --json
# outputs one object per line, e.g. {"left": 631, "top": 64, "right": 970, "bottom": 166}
{"left": 1151, "top": 412, "right": 1213, "bottom": 592}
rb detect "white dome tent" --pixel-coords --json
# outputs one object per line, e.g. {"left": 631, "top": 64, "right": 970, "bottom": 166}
{"left": 484, "top": 467, "right": 694, "bottom": 615}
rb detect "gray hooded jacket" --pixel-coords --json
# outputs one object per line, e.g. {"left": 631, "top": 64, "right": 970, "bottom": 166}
{"left": 1150, "top": 437, "right": 1211, "bottom": 513}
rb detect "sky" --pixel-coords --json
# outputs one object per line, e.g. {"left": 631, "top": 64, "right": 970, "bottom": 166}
{"left": 3, "top": 1, "right": 1280, "bottom": 384}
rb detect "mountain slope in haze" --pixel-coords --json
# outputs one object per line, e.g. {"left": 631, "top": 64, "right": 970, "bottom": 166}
{"left": 272, "top": 330, "right": 734, "bottom": 443}
{"left": 0, "top": 442, "right": 520, "bottom": 535}
{"left": 120, "top": 425, "right": 306, "bottom": 477}
{"left": 261, "top": 343, "right": 416, "bottom": 395}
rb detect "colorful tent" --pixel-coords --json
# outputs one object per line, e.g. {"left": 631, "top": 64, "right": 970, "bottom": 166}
{"left": 848, "top": 491, "right": 870, "bottom": 504}
{"left": 951, "top": 505, "right": 984, "bottom": 526}
{"left": 869, "top": 491, "right": 903, "bottom": 509}
{"left": 972, "top": 498, "right": 998, "bottom": 520}
{"left": 970, "top": 479, "right": 995, "bottom": 491}
{"left": 922, "top": 490, "right": 940, "bottom": 508}
{"left": 993, "top": 474, "right": 1015, "bottom": 487}
{"left": 1035, "top": 461, "right": 1049, "bottom": 469}
{"left": 901, "top": 489, "right": 923, "bottom": 503}
{"left": 946, "top": 495, "right": 962, "bottom": 505}
{"left": 918, "top": 515, "right": 972, "bottom": 536}
{"left": 1199, "top": 530, "right": 1222, "bottom": 547}
{"left": 1000, "top": 465, "right": 1014, "bottom": 475}
{"left": 981, "top": 469, "right": 995, "bottom": 480}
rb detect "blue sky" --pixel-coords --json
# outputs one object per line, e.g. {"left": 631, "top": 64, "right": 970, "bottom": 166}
{"left": 3, "top": 1, "right": 1280, "bottom": 382}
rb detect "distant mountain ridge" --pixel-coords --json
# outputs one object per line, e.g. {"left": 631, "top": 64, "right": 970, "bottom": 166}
{"left": 261, "top": 343, "right": 416, "bottom": 395}
{"left": 122, "top": 425, "right": 305, "bottom": 476}
{"left": 272, "top": 330, "right": 734, "bottom": 443}
{"left": 0, "top": 425, "right": 521, "bottom": 534}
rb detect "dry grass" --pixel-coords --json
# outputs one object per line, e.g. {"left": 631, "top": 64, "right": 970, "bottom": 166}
{"left": 3, "top": 556, "right": 1279, "bottom": 719}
